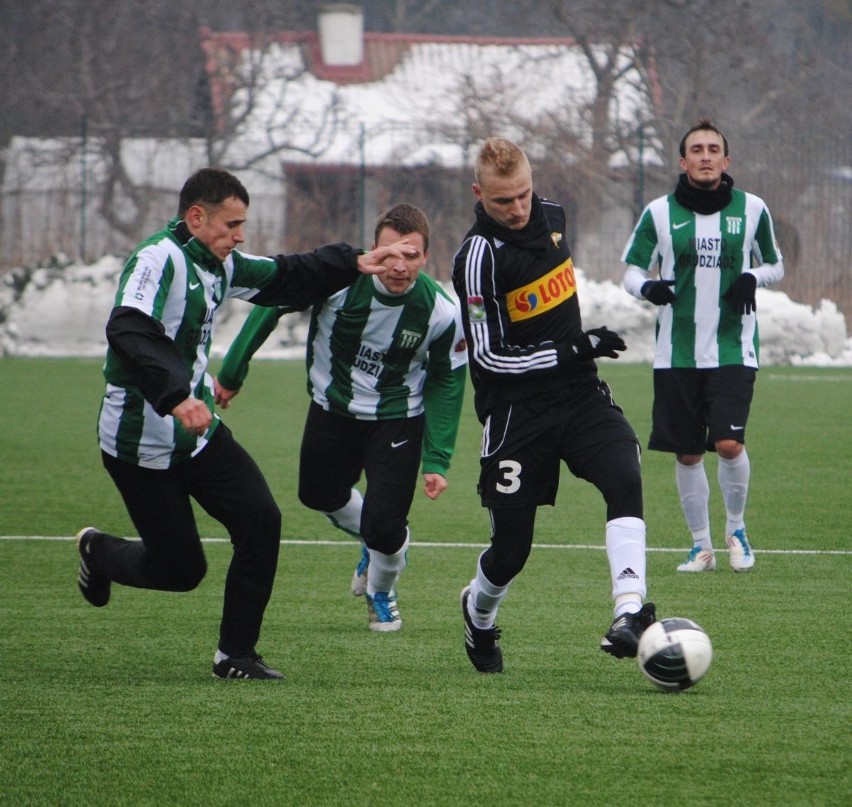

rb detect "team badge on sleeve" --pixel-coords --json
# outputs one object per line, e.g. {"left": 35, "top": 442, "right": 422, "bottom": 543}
{"left": 467, "top": 296, "right": 486, "bottom": 322}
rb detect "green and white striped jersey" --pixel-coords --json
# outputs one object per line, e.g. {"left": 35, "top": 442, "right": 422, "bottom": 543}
{"left": 219, "top": 272, "right": 467, "bottom": 475}
{"left": 307, "top": 273, "right": 465, "bottom": 420}
{"left": 99, "top": 219, "right": 286, "bottom": 469}
{"left": 622, "top": 189, "right": 783, "bottom": 369}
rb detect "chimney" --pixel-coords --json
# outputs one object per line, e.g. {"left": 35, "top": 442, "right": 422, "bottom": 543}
{"left": 318, "top": 4, "right": 364, "bottom": 67}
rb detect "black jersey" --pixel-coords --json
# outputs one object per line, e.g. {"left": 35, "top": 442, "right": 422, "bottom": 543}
{"left": 452, "top": 193, "right": 596, "bottom": 418}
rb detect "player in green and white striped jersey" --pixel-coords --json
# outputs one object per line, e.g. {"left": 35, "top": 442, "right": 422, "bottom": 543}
{"left": 75, "top": 168, "right": 414, "bottom": 679}
{"left": 623, "top": 118, "right": 784, "bottom": 575}
{"left": 217, "top": 204, "right": 467, "bottom": 632}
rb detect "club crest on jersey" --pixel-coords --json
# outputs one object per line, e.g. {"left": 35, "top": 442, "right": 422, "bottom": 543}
{"left": 398, "top": 329, "right": 422, "bottom": 349}
{"left": 551, "top": 232, "right": 563, "bottom": 247}
{"left": 467, "top": 296, "right": 486, "bottom": 322}
{"left": 506, "top": 258, "right": 576, "bottom": 322}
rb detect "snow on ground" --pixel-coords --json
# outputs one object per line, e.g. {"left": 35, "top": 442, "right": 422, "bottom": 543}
{"left": 1, "top": 256, "right": 850, "bottom": 366}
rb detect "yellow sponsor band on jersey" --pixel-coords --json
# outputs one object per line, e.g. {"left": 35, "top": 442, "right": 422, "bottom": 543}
{"left": 506, "top": 258, "right": 576, "bottom": 322}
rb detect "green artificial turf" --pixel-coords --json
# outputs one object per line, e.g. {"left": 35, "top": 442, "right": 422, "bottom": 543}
{"left": 1, "top": 357, "right": 849, "bottom": 806}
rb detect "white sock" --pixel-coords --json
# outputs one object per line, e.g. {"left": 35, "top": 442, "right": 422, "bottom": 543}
{"left": 718, "top": 449, "right": 750, "bottom": 535}
{"left": 214, "top": 650, "right": 229, "bottom": 663}
{"left": 323, "top": 488, "right": 364, "bottom": 539}
{"left": 467, "top": 552, "right": 510, "bottom": 629}
{"left": 676, "top": 460, "right": 712, "bottom": 550}
{"left": 606, "top": 517, "right": 647, "bottom": 616}
{"left": 366, "top": 530, "right": 409, "bottom": 596}
{"left": 615, "top": 593, "right": 642, "bottom": 617}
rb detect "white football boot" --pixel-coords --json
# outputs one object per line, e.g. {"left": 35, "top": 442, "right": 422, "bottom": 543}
{"left": 726, "top": 529, "right": 755, "bottom": 571}
{"left": 677, "top": 546, "right": 717, "bottom": 573}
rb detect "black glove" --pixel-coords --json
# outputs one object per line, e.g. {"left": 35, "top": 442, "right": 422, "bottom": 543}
{"left": 641, "top": 279, "right": 676, "bottom": 306}
{"left": 723, "top": 273, "right": 757, "bottom": 315}
{"left": 560, "top": 327, "right": 627, "bottom": 362}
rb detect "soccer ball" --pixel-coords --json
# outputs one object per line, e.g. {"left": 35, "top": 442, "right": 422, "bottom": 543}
{"left": 637, "top": 617, "right": 713, "bottom": 691}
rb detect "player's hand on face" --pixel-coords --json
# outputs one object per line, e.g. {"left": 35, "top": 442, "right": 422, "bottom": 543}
{"left": 172, "top": 396, "right": 212, "bottom": 435}
{"left": 423, "top": 473, "right": 448, "bottom": 500}
{"left": 357, "top": 239, "right": 417, "bottom": 275}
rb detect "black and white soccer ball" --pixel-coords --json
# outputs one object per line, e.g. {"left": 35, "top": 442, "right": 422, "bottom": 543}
{"left": 637, "top": 617, "right": 713, "bottom": 691}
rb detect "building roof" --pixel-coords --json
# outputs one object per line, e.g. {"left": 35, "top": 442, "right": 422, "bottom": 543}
{"left": 200, "top": 27, "right": 656, "bottom": 171}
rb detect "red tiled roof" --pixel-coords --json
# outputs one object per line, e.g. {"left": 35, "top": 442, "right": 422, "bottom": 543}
{"left": 198, "top": 26, "right": 661, "bottom": 165}
{"left": 200, "top": 28, "right": 584, "bottom": 117}
{"left": 202, "top": 28, "right": 581, "bottom": 81}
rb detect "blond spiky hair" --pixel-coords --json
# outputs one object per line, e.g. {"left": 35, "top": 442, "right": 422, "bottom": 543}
{"left": 475, "top": 137, "right": 530, "bottom": 184}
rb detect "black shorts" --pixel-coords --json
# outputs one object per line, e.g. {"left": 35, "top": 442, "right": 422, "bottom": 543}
{"left": 298, "top": 402, "right": 424, "bottom": 551}
{"left": 649, "top": 366, "right": 756, "bottom": 455}
{"left": 478, "top": 378, "right": 640, "bottom": 509}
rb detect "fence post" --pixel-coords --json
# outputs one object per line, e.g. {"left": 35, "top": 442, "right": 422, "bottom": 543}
{"left": 634, "top": 123, "right": 645, "bottom": 219}
{"left": 359, "top": 122, "right": 367, "bottom": 247}
{"left": 80, "top": 113, "right": 88, "bottom": 263}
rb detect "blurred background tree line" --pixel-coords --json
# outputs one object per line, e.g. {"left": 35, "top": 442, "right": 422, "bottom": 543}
{"left": 0, "top": 0, "right": 849, "bottom": 314}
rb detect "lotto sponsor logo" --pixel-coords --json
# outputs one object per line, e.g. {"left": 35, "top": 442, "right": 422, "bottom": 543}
{"left": 506, "top": 258, "right": 576, "bottom": 322}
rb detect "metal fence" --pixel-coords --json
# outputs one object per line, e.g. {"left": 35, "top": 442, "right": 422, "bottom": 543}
{"left": 1, "top": 130, "right": 849, "bottom": 320}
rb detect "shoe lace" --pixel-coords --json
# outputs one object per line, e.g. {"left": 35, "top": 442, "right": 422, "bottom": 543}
{"left": 370, "top": 592, "right": 398, "bottom": 620}
{"left": 356, "top": 548, "right": 370, "bottom": 575}
{"left": 732, "top": 529, "right": 751, "bottom": 553}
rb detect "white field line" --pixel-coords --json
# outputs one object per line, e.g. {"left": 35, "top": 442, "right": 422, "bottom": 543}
{"left": 2, "top": 536, "right": 850, "bottom": 556}
{"left": 764, "top": 374, "right": 852, "bottom": 382}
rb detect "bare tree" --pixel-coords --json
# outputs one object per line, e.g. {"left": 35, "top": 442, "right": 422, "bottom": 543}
{"left": 1, "top": 0, "right": 848, "bottom": 312}
{"left": 0, "top": 0, "right": 318, "bottom": 257}
{"left": 540, "top": 0, "right": 851, "bottom": 306}
{"left": 200, "top": 29, "right": 348, "bottom": 175}
{"left": 0, "top": 0, "right": 209, "bottom": 251}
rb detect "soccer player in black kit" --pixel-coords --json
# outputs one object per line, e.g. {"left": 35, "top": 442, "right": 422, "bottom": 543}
{"left": 453, "top": 137, "right": 656, "bottom": 672}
